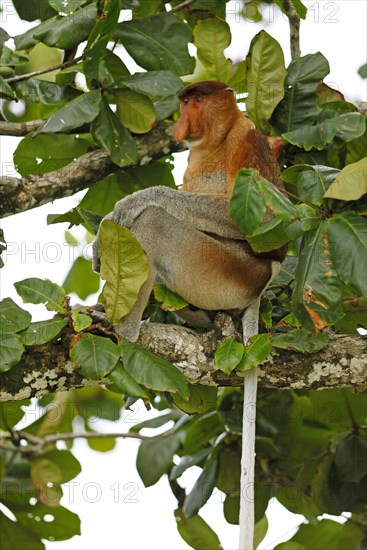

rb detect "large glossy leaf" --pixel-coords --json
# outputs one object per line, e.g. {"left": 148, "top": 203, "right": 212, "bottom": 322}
{"left": 173, "top": 385, "right": 218, "bottom": 415}
{"left": 14, "top": 18, "right": 56, "bottom": 50}
{"left": 153, "top": 283, "right": 189, "bottom": 311}
{"left": 15, "top": 79, "right": 80, "bottom": 104}
{"left": 37, "top": 90, "right": 101, "bottom": 134}
{"left": 214, "top": 338, "right": 244, "bottom": 374}
{"left": 237, "top": 334, "right": 272, "bottom": 371}
{"left": 291, "top": 223, "right": 344, "bottom": 329}
{"left": 20, "top": 315, "right": 67, "bottom": 346}
{"left": 49, "top": 0, "right": 87, "bottom": 14}
{"left": 115, "top": 88, "right": 156, "bottom": 134}
{"left": 272, "top": 52, "right": 329, "bottom": 133}
{"left": 0, "top": 332, "right": 24, "bottom": 372}
{"left": 91, "top": 96, "right": 138, "bottom": 167}
{"left": 0, "top": 75, "right": 16, "bottom": 100}
{"left": 0, "top": 297, "right": 31, "bottom": 332}
{"left": 174, "top": 509, "right": 222, "bottom": 550}
{"left": 327, "top": 213, "right": 367, "bottom": 297}
{"left": 70, "top": 333, "right": 120, "bottom": 379}
{"left": 283, "top": 112, "right": 365, "bottom": 150}
{"left": 170, "top": 450, "right": 211, "bottom": 480}
{"left": 117, "top": 71, "right": 183, "bottom": 97}
{"left": 136, "top": 433, "right": 182, "bottom": 487}
{"left": 275, "top": 519, "right": 364, "bottom": 550}
{"left": 182, "top": 412, "right": 223, "bottom": 455}
{"left": 183, "top": 459, "right": 219, "bottom": 517}
{"left": 98, "top": 220, "right": 149, "bottom": 325}
{"left": 193, "top": 17, "right": 232, "bottom": 82}
{"left": 62, "top": 256, "right": 100, "bottom": 301}
{"left": 12, "top": 502, "right": 81, "bottom": 542}
{"left": 14, "top": 135, "right": 90, "bottom": 176}
{"left": 33, "top": 4, "right": 97, "bottom": 49}
{"left": 14, "top": 278, "right": 66, "bottom": 313}
{"left": 116, "top": 13, "right": 195, "bottom": 76}
{"left": 281, "top": 164, "right": 339, "bottom": 206}
{"left": 0, "top": 511, "right": 44, "bottom": 550}
{"left": 108, "top": 361, "right": 149, "bottom": 399}
{"left": 324, "top": 157, "right": 367, "bottom": 201}
{"left": 120, "top": 338, "right": 189, "bottom": 398}
{"left": 12, "top": 0, "right": 56, "bottom": 21}
{"left": 79, "top": 175, "right": 125, "bottom": 216}
{"left": 334, "top": 433, "right": 367, "bottom": 483}
{"left": 246, "top": 30, "right": 286, "bottom": 132}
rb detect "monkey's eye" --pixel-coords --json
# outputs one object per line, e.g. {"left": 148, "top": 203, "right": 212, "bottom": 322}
{"left": 183, "top": 97, "right": 189, "bottom": 104}
{"left": 195, "top": 95, "right": 203, "bottom": 103}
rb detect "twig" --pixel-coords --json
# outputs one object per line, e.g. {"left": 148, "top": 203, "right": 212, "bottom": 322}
{"left": 5, "top": 55, "right": 84, "bottom": 84}
{"left": 282, "top": 0, "right": 301, "bottom": 59}
{"left": 171, "top": 0, "right": 196, "bottom": 13}
{"left": 0, "top": 429, "right": 147, "bottom": 454}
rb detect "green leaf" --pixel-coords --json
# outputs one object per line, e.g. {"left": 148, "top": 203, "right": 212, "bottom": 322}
{"left": 83, "top": 0, "right": 120, "bottom": 81}
{"left": 237, "top": 334, "right": 272, "bottom": 371}
{"left": 154, "top": 95, "right": 180, "bottom": 121}
{"left": 12, "top": 0, "right": 56, "bottom": 21}
{"left": 282, "top": 112, "right": 366, "bottom": 151}
{"left": 34, "top": 4, "right": 97, "bottom": 49}
{"left": 15, "top": 78, "right": 80, "bottom": 104}
{"left": 254, "top": 515, "right": 268, "bottom": 549}
{"left": 182, "top": 412, "right": 223, "bottom": 455}
{"left": 14, "top": 278, "right": 66, "bottom": 313}
{"left": 130, "top": 412, "right": 174, "bottom": 433}
{"left": 153, "top": 283, "right": 189, "bottom": 311}
{"left": 115, "top": 88, "right": 157, "bottom": 134}
{"left": 174, "top": 508, "right": 222, "bottom": 550}
{"left": 0, "top": 297, "right": 31, "bottom": 332}
{"left": 247, "top": 219, "right": 289, "bottom": 253}
{"left": 246, "top": 30, "right": 286, "bottom": 132}
{"left": 217, "top": 447, "right": 240, "bottom": 496}
{"left": 170, "top": 450, "right": 211, "bottom": 481}
{"left": 13, "top": 503, "right": 81, "bottom": 542}
{"left": 70, "top": 311, "right": 92, "bottom": 333}
{"left": 0, "top": 511, "right": 45, "bottom": 550}
{"left": 273, "top": 329, "right": 329, "bottom": 352}
{"left": 137, "top": 433, "right": 182, "bottom": 487}
{"left": 63, "top": 256, "right": 101, "bottom": 301}
{"left": 193, "top": 17, "right": 232, "bottom": 81}
{"left": 327, "top": 213, "right": 367, "bottom": 297}
{"left": 358, "top": 63, "right": 367, "bottom": 79}
{"left": 0, "top": 75, "right": 16, "bottom": 100}
{"left": 79, "top": 175, "right": 125, "bottom": 216}
{"left": 334, "top": 433, "right": 367, "bottom": 483}
{"left": 223, "top": 494, "right": 240, "bottom": 525}
{"left": 108, "top": 361, "right": 149, "bottom": 399}
{"left": 290, "top": 0, "right": 307, "bottom": 18}
{"left": 91, "top": 96, "right": 138, "bottom": 167}
{"left": 120, "top": 338, "right": 189, "bottom": 399}
{"left": 272, "top": 52, "right": 330, "bottom": 133}
{"left": 229, "top": 169, "right": 266, "bottom": 235}
{"left": 324, "top": 157, "right": 367, "bottom": 201}
{"left": 214, "top": 338, "right": 244, "bottom": 374}
{"left": 173, "top": 385, "right": 218, "bottom": 415}
{"left": 37, "top": 90, "right": 102, "bottom": 134}
{"left": 291, "top": 223, "right": 344, "bottom": 329}
{"left": 117, "top": 71, "right": 183, "bottom": 97}
{"left": 14, "top": 135, "right": 90, "bottom": 176}
{"left": 99, "top": 220, "right": 149, "bottom": 325}
{"left": 14, "top": 18, "right": 56, "bottom": 50}
{"left": 281, "top": 164, "right": 339, "bottom": 206}
{"left": 116, "top": 13, "right": 195, "bottom": 76}
{"left": 49, "top": 0, "right": 87, "bottom": 15}
{"left": 183, "top": 459, "right": 219, "bottom": 517}
{"left": 20, "top": 315, "right": 67, "bottom": 346}
{"left": 0, "top": 333, "right": 24, "bottom": 372}
{"left": 70, "top": 333, "right": 120, "bottom": 379}
{"left": 31, "top": 449, "right": 81, "bottom": 486}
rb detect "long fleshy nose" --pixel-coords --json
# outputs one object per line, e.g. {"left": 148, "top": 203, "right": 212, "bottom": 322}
{"left": 173, "top": 110, "right": 190, "bottom": 142}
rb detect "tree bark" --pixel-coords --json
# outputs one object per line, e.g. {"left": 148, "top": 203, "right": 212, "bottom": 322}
{"left": 1, "top": 319, "right": 366, "bottom": 401}
{"left": 0, "top": 122, "right": 183, "bottom": 218}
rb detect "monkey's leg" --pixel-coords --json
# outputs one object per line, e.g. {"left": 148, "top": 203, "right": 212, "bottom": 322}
{"left": 239, "top": 298, "right": 260, "bottom": 550}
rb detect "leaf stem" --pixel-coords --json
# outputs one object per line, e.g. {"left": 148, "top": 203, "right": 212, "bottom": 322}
{"left": 171, "top": 0, "right": 196, "bottom": 13}
{"left": 5, "top": 55, "right": 84, "bottom": 84}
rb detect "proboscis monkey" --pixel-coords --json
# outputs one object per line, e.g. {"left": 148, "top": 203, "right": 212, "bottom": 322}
{"left": 93, "top": 81, "right": 286, "bottom": 549}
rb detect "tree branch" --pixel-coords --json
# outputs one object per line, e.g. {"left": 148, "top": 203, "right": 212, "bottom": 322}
{"left": 0, "top": 120, "right": 45, "bottom": 136}
{"left": 1, "top": 318, "right": 365, "bottom": 402}
{"left": 0, "top": 429, "right": 146, "bottom": 454}
{"left": 4, "top": 55, "right": 84, "bottom": 84}
{"left": 171, "top": 0, "right": 196, "bottom": 13}
{"left": 0, "top": 122, "right": 184, "bottom": 218}
{"left": 282, "top": 0, "right": 301, "bottom": 59}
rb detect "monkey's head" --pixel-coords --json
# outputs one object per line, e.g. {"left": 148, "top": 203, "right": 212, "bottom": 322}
{"left": 173, "top": 80, "right": 239, "bottom": 146}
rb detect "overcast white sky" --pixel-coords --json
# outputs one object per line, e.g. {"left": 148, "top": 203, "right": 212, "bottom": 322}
{"left": 0, "top": 1, "right": 366, "bottom": 548}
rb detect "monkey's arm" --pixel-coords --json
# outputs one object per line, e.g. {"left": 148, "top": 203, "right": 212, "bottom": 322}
{"left": 110, "top": 186, "right": 246, "bottom": 240}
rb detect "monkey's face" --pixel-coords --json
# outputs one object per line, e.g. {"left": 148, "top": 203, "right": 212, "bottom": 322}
{"left": 173, "top": 81, "right": 237, "bottom": 147}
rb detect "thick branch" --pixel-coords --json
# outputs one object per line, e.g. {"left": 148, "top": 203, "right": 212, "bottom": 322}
{"left": 282, "top": 0, "right": 301, "bottom": 59}
{"left": 0, "top": 120, "right": 45, "bottom": 136}
{"left": 0, "top": 122, "right": 184, "bottom": 218}
{"left": 1, "top": 320, "right": 365, "bottom": 401}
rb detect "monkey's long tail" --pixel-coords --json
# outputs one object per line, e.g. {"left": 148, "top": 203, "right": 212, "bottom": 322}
{"left": 238, "top": 367, "right": 257, "bottom": 550}
{"left": 239, "top": 298, "right": 260, "bottom": 550}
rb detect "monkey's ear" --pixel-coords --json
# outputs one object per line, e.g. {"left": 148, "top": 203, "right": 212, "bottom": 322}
{"left": 226, "top": 87, "right": 234, "bottom": 93}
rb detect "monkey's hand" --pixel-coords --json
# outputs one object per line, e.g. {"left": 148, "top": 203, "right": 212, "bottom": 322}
{"left": 110, "top": 186, "right": 246, "bottom": 240}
